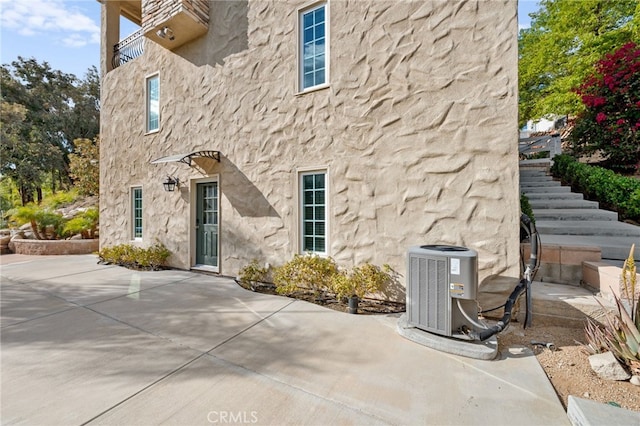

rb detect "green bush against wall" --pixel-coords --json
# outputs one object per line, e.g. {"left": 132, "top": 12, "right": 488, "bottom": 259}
{"left": 551, "top": 154, "right": 640, "bottom": 222}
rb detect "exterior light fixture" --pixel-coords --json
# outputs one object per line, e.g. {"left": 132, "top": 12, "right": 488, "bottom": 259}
{"left": 163, "top": 176, "right": 179, "bottom": 192}
{"left": 156, "top": 26, "right": 175, "bottom": 41}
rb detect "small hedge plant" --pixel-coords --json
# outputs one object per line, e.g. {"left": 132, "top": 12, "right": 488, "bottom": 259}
{"left": 266, "top": 254, "right": 394, "bottom": 302}
{"left": 331, "top": 263, "right": 393, "bottom": 300}
{"left": 273, "top": 254, "right": 338, "bottom": 299}
{"left": 237, "top": 259, "right": 270, "bottom": 290}
{"left": 551, "top": 154, "right": 640, "bottom": 222}
{"left": 98, "top": 241, "right": 171, "bottom": 271}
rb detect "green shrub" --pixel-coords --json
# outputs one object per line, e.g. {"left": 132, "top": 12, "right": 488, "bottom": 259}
{"left": 62, "top": 208, "right": 99, "bottom": 239}
{"left": 331, "top": 263, "right": 394, "bottom": 300}
{"left": 42, "top": 190, "right": 79, "bottom": 209}
{"left": 273, "top": 254, "right": 338, "bottom": 298}
{"left": 238, "top": 259, "right": 269, "bottom": 290}
{"left": 98, "top": 241, "right": 170, "bottom": 270}
{"left": 9, "top": 204, "right": 66, "bottom": 240}
{"left": 551, "top": 154, "right": 640, "bottom": 222}
{"left": 520, "top": 193, "right": 535, "bottom": 223}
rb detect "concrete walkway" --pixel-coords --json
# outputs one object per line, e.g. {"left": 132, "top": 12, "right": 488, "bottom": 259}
{"left": 1, "top": 255, "right": 568, "bottom": 425}
{"left": 520, "top": 163, "right": 640, "bottom": 261}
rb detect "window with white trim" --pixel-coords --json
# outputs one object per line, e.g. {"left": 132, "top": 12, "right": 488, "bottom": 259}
{"left": 145, "top": 74, "right": 159, "bottom": 132}
{"left": 132, "top": 186, "right": 143, "bottom": 239}
{"left": 300, "top": 171, "right": 327, "bottom": 254}
{"left": 299, "top": 3, "right": 328, "bottom": 91}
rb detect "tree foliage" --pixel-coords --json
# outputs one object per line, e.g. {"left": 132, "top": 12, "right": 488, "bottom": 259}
{"left": 69, "top": 137, "right": 100, "bottom": 196}
{"left": 570, "top": 42, "right": 640, "bottom": 171}
{"left": 519, "top": 0, "right": 639, "bottom": 123}
{"left": 0, "top": 57, "right": 100, "bottom": 205}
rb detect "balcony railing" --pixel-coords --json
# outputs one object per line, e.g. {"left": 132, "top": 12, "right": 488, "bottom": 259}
{"left": 112, "top": 29, "right": 145, "bottom": 69}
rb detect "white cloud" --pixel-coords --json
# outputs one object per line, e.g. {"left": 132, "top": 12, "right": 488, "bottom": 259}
{"left": 0, "top": 0, "right": 100, "bottom": 46}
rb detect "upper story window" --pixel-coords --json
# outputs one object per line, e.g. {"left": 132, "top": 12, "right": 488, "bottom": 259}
{"left": 146, "top": 74, "right": 160, "bottom": 133}
{"left": 299, "top": 3, "right": 328, "bottom": 92}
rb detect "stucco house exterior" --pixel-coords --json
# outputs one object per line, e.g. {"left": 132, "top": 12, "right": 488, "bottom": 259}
{"left": 99, "top": 0, "right": 520, "bottom": 301}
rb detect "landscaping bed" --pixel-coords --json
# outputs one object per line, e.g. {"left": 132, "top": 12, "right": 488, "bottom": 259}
{"left": 501, "top": 323, "right": 640, "bottom": 412}
{"left": 237, "top": 281, "right": 406, "bottom": 315}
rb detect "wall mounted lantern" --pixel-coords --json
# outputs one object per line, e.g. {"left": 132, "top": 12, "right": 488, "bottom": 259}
{"left": 163, "top": 176, "right": 180, "bottom": 192}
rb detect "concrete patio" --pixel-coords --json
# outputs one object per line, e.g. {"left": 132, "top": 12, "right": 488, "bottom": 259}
{"left": 1, "top": 254, "right": 568, "bottom": 425}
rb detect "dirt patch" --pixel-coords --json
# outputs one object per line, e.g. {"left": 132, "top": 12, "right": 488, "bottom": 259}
{"left": 500, "top": 323, "right": 640, "bottom": 412}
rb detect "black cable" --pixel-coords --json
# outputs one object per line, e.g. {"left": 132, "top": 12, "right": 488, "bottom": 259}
{"left": 480, "top": 303, "right": 506, "bottom": 314}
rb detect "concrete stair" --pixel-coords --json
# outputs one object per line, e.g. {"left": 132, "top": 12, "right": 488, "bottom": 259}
{"left": 535, "top": 220, "right": 640, "bottom": 237}
{"left": 479, "top": 278, "right": 615, "bottom": 328}
{"left": 520, "top": 162, "right": 640, "bottom": 262}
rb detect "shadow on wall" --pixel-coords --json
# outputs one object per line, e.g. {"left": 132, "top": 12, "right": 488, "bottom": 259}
{"left": 175, "top": 0, "right": 249, "bottom": 68}
{"left": 194, "top": 156, "right": 279, "bottom": 219}
{"left": 222, "top": 157, "right": 280, "bottom": 218}
{"left": 477, "top": 274, "right": 522, "bottom": 317}
{"left": 381, "top": 268, "right": 406, "bottom": 303}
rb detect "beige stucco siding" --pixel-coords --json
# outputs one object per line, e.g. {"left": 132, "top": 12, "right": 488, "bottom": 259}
{"left": 100, "top": 0, "right": 519, "bottom": 299}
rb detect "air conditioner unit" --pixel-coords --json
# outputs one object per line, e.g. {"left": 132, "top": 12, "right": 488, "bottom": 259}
{"left": 407, "top": 245, "right": 478, "bottom": 338}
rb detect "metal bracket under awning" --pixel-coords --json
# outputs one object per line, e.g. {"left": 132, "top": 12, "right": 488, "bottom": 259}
{"left": 150, "top": 150, "right": 220, "bottom": 166}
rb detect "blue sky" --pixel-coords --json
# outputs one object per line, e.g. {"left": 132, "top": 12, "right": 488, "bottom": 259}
{"left": 1, "top": 0, "right": 539, "bottom": 79}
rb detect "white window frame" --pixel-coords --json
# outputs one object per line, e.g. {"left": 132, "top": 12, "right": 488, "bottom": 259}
{"left": 145, "top": 73, "right": 160, "bottom": 134}
{"left": 131, "top": 186, "right": 143, "bottom": 240}
{"left": 299, "top": 169, "right": 328, "bottom": 255}
{"left": 297, "top": 1, "right": 329, "bottom": 93}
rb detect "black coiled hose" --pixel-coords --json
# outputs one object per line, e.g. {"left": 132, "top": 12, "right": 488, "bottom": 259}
{"left": 471, "top": 213, "right": 539, "bottom": 342}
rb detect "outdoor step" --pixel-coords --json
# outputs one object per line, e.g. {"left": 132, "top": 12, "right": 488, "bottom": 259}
{"left": 535, "top": 220, "right": 640, "bottom": 237}
{"left": 521, "top": 185, "right": 572, "bottom": 194}
{"left": 480, "top": 279, "right": 612, "bottom": 327}
{"left": 519, "top": 159, "right": 551, "bottom": 168}
{"left": 525, "top": 192, "right": 583, "bottom": 200}
{"left": 532, "top": 209, "right": 618, "bottom": 221}
{"left": 530, "top": 199, "right": 599, "bottom": 209}
{"left": 530, "top": 281, "right": 612, "bottom": 326}
{"left": 520, "top": 180, "right": 562, "bottom": 188}
{"left": 519, "top": 171, "right": 549, "bottom": 177}
{"left": 519, "top": 177, "right": 556, "bottom": 184}
{"left": 540, "top": 234, "right": 640, "bottom": 261}
{"left": 520, "top": 171, "right": 554, "bottom": 180}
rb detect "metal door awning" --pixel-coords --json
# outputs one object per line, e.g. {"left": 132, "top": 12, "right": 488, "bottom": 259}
{"left": 151, "top": 150, "right": 220, "bottom": 166}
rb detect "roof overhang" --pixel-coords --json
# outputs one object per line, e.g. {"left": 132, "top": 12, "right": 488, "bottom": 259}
{"left": 151, "top": 150, "right": 220, "bottom": 166}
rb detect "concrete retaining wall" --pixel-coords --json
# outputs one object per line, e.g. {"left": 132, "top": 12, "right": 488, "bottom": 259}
{"left": 10, "top": 239, "right": 99, "bottom": 256}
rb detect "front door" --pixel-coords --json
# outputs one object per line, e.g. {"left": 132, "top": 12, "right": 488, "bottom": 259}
{"left": 196, "top": 181, "right": 218, "bottom": 269}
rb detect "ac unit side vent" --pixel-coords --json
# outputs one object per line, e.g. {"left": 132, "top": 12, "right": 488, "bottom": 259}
{"left": 407, "top": 245, "right": 478, "bottom": 337}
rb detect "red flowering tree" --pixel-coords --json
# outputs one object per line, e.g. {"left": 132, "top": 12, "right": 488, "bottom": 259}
{"left": 570, "top": 42, "right": 640, "bottom": 172}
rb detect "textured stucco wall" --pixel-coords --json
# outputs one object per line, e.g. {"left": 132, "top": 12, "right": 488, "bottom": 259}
{"left": 100, "top": 0, "right": 520, "bottom": 300}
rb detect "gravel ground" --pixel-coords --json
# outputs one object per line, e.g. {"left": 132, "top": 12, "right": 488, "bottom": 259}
{"left": 500, "top": 324, "right": 640, "bottom": 412}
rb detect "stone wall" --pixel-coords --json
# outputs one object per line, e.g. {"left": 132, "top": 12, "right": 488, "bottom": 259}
{"left": 142, "top": 0, "right": 209, "bottom": 30}
{"left": 10, "top": 239, "right": 99, "bottom": 256}
{"left": 101, "top": 0, "right": 520, "bottom": 300}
